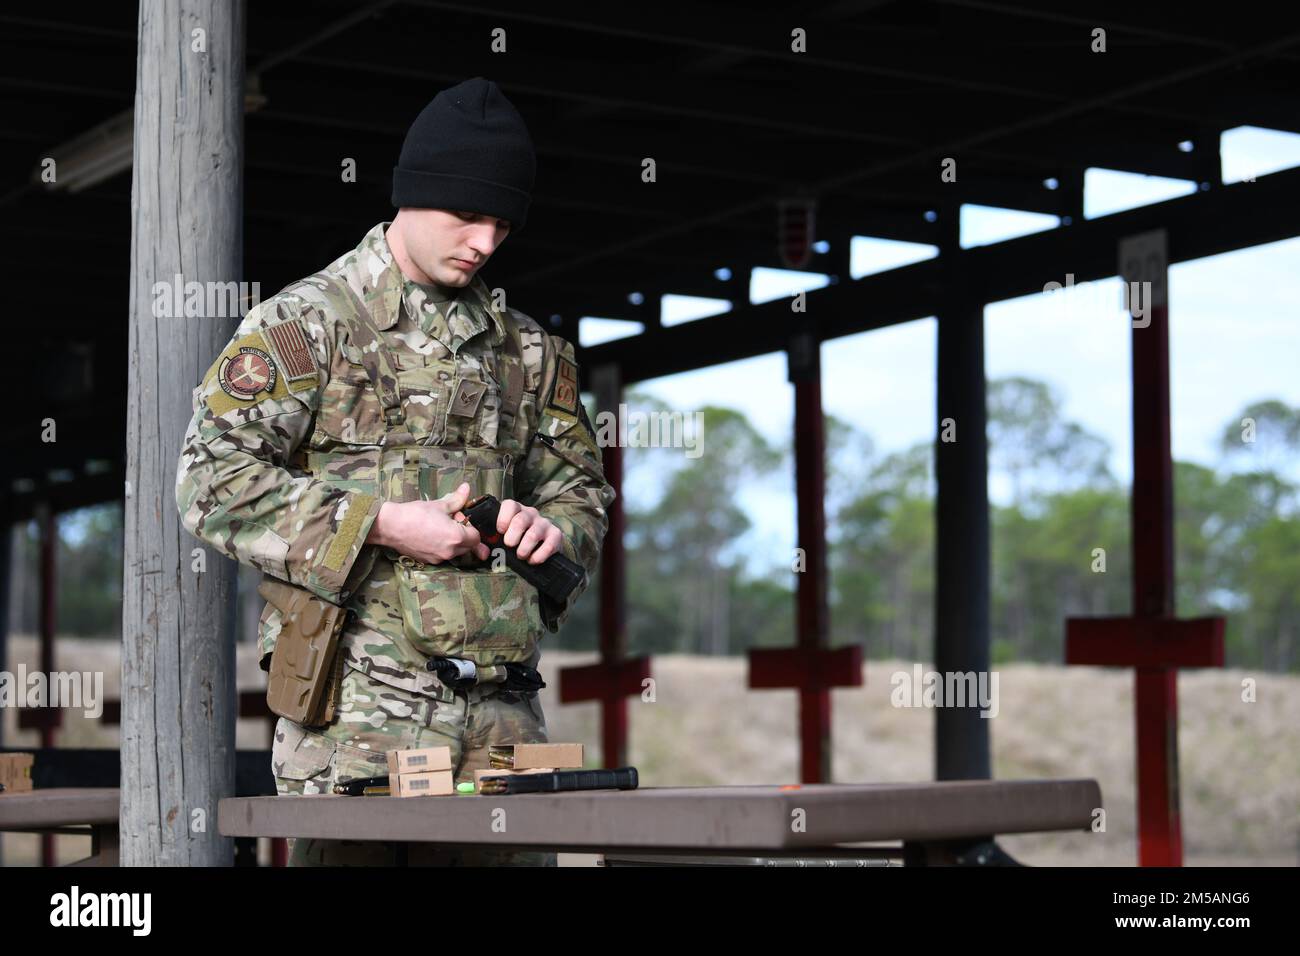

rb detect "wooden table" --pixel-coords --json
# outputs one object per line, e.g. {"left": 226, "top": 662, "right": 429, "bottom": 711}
{"left": 219, "top": 778, "right": 1102, "bottom": 865}
{"left": 0, "top": 788, "right": 120, "bottom": 866}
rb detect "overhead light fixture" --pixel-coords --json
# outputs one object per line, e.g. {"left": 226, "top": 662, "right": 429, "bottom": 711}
{"left": 35, "top": 108, "right": 135, "bottom": 193}
{"left": 244, "top": 72, "right": 268, "bottom": 112}
{"left": 33, "top": 74, "right": 267, "bottom": 193}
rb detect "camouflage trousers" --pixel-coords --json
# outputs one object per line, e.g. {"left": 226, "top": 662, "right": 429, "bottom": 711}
{"left": 271, "top": 665, "right": 555, "bottom": 866}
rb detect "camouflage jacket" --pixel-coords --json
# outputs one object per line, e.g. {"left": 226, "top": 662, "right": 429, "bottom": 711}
{"left": 175, "top": 221, "right": 615, "bottom": 700}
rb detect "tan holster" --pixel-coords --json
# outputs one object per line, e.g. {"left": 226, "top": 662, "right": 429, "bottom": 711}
{"left": 258, "top": 577, "right": 350, "bottom": 728}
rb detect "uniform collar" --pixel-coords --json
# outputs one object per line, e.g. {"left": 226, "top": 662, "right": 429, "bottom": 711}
{"left": 339, "top": 221, "right": 506, "bottom": 351}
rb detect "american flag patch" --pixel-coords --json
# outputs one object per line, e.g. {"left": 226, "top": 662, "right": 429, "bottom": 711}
{"left": 263, "top": 317, "right": 316, "bottom": 382}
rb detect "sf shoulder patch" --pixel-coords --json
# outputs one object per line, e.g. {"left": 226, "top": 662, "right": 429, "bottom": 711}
{"left": 262, "top": 316, "right": 318, "bottom": 392}
{"left": 548, "top": 355, "right": 579, "bottom": 415}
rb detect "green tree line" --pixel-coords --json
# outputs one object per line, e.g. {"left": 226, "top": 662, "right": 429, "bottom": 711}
{"left": 9, "top": 379, "right": 1298, "bottom": 673}
{"left": 561, "top": 381, "right": 1300, "bottom": 673}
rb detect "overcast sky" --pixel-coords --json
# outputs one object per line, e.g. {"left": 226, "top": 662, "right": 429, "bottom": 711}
{"left": 580, "top": 127, "right": 1300, "bottom": 577}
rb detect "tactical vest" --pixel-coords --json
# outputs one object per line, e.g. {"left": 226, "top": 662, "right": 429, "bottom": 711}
{"left": 279, "top": 271, "right": 550, "bottom": 667}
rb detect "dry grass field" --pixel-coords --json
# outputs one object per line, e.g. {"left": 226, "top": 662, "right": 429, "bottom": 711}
{"left": 3, "top": 638, "right": 1296, "bottom": 867}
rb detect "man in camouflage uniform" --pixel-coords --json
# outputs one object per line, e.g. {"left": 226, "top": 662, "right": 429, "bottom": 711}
{"left": 175, "top": 77, "right": 614, "bottom": 865}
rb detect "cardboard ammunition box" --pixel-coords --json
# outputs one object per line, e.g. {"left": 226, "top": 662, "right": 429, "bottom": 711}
{"left": 390, "top": 770, "right": 455, "bottom": 797}
{"left": 0, "top": 752, "right": 34, "bottom": 793}
{"left": 386, "top": 746, "right": 453, "bottom": 776}
{"left": 488, "top": 743, "right": 583, "bottom": 770}
{"left": 473, "top": 767, "right": 554, "bottom": 791}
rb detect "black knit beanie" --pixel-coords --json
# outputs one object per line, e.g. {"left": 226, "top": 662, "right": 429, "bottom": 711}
{"left": 391, "top": 77, "right": 536, "bottom": 233}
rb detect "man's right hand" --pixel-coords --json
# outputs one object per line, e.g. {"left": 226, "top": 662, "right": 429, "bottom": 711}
{"left": 365, "top": 482, "right": 491, "bottom": 563}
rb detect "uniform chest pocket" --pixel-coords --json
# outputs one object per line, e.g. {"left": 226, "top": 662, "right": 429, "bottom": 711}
{"left": 396, "top": 365, "right": 453, "bottom": 444}
{"left": 400, "top": 359, "right": 501, "bottom": 448}
{"left": 315, "top": 368, "right": 386, "bottom": 446}
{"left": 500, "top": 395, "right": 537, "bottom": 459}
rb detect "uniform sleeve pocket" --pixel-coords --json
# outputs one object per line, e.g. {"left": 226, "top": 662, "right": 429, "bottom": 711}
{"left": 536, "top": 433, "right": 606, "bottom": 481}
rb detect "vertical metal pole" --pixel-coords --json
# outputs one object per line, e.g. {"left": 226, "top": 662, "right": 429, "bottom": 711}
{"left": 789, "top": 333, "right": 831, "bottom": 783}
{"left": 591, "top": 363, "right": 627, "bottom": 768}
{"left": 934, "top": 204, "right": 992, "bottom": 781}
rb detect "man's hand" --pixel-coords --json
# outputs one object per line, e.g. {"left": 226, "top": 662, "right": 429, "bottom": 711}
{"left": 495, "top": 498, "right": 564, "bottom": 565}
{"left": 366, "top": 482, "right": 564, "bottom": 566}
{"left": 367, "top": 482, "right": 489, "bottom": 563}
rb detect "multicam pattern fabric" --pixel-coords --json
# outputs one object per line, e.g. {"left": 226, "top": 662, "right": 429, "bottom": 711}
{"left": 176, "top": 220, "right": 615, "bottom": 677}
{"left": 176, "top": 221, "right": 615, "bottom": 864}
{"left": 272, "top": 665, "right": 555, "bottom": 866}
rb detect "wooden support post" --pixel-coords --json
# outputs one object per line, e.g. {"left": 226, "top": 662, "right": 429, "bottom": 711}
{"left": 123, "top": 0, "right": 245, "bottom": 866}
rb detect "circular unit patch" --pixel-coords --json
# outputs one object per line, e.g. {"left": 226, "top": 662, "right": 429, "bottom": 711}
{"left": 219, "top": 347, "right": 278, "bottom": 400}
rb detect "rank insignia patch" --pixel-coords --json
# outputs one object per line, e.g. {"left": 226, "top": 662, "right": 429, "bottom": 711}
{"left": 449, "top": 378, "right": 487, "bottom": 418}
{"left": 219, "top": 347, "right": 278, "bottom": 400}
{"left": 549, "top": 356, "right": 579, "bottom": 415}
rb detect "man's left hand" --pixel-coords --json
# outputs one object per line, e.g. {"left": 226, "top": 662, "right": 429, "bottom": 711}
{"left": 487, "top": 500, "right": 564, "bottom": 565}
